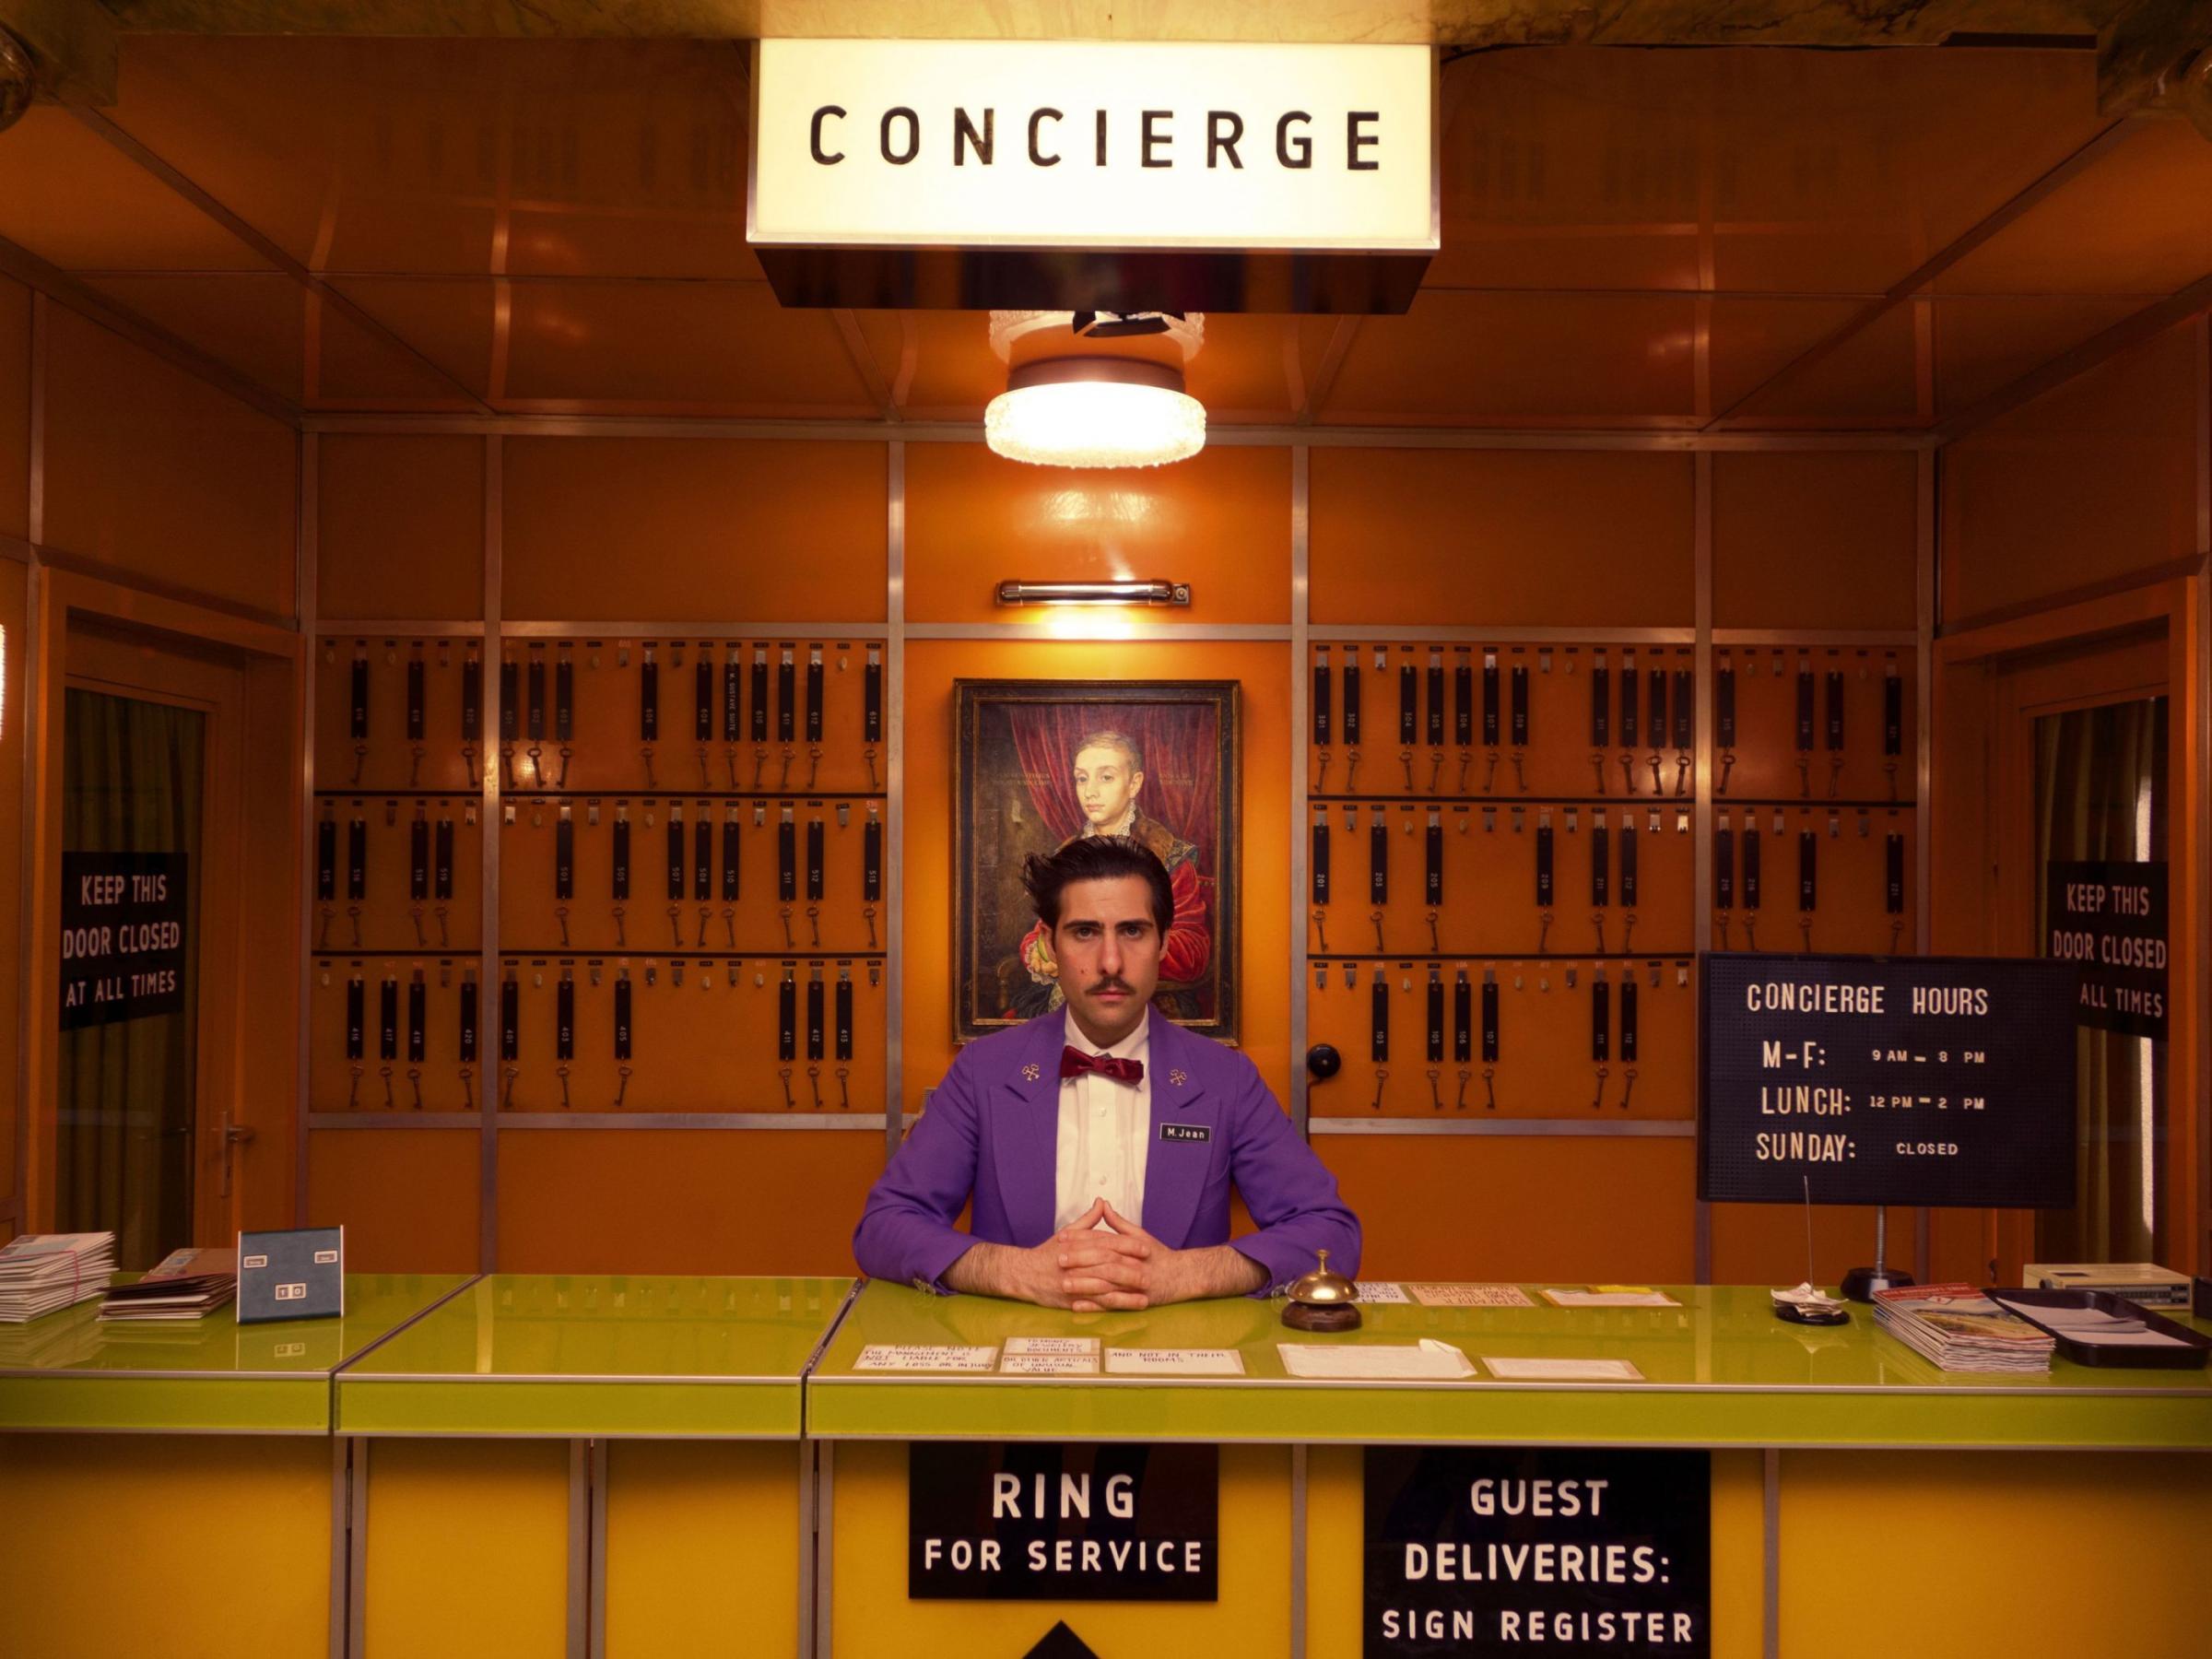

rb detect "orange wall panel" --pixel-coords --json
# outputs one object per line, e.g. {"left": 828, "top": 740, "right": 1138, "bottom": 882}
{"left": 0, "top": 277, "right": 27, "bottom": 541}
{"left": 1324, "top": 1135, "right": 1698, "bottom": 1283}
{"left": 904, "top": 442, "right": 1289, "bottom": 624}
{"left": 500, "top": 438, "right": 886, "bottom": 622}
{"left": 309, "top": 1130, "right": 480, "bottom": 1272}
{"left": 1309, "top": 449, "right": 1695, "bottom": 626}
{"left": 317, "top": 436, "right": 483, "bottom": 620}
{"left": 1940, "top": 326, "right": 2201, "bottom": 626}
{"left": 901, "top": 639, "right": 1291, "bottom": 1114}
{"left": 0, "top": 564, "right": 22, "bottom": 1209}
{"left": 39, "top": 305, "right": 298, "bottom": 617}
{"left": 1712, "top": 452, "right": 1919, "bottom": 629}
{"left": 495, "top": 1130, "right": 883, "bottom": 1274}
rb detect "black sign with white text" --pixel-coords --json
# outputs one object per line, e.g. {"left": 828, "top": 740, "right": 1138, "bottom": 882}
{"left": 1365, "top": 1447, "right": 1710, "bottom": 1656}
{"left": 60, "top": 852, "right": 188, "bottom": 1030}
{"left": 908, "top": 1441, "right": 1217, "bottom": 1602}
{"left": 2045, "top": 860, "right": 2168, "bottom": 1039}
{"left": 1699, "top": 953, "right": 2077, "bottom": 1207}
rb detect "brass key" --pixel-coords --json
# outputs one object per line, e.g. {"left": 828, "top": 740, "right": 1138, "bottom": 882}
{"left": 407, "top": 1068, "right": 422, "bottom": 1110}
{"left": 557, "top": 906, "right": 571, "bottom": 948}
{"left": 836, "top": 1067, "right": 851, "bottom": 1110}
{"left": 380, "top": 1066, "right": 394, "bottom": 1109}
{"left": 698, "top": 907, "right": 713, "bottom": 947}
{"left": 347, "top": 906, "right": 362, "bottom": 947}
{"left": 1426, "top": 1069, "right": 1442, "bottom": 1111}
{"left": 723, "top": 908, "right": 737, "bottom": 948}
{"left": 1482, "top": 1068, "right": 1497, "bottom": 1111}
{"left": 807, "top": 1065, "right": 823, "bottom": 1110}
{"left": 1455, "top": 1069, "right": 1471, "bottom": 1111}
{"left": 613, "top": 905, "right": 628, "bottom": 947}
{"left": 863, "top": 905, "right": 878, "bottom": 949}
{"left": 613, "top": 1067, "right": 631, "bottom": 1110}
{"left": 1313, "top": 751, "right": 1330, "bottom": 793}
{"left": 1591, "top": 1065, "right": 1608, "bottom": 1111}
{"left": 865, "top": 747, "right": 879, "bottom": 789}
{"left": 435, "top": 905, "right": 450, "bottom": 948}
{"left": 558, "top": 1065, "right": 571, "bottom": 1110}
{"left": 1312, "top": 909, "right": 1328, "bottom": 953}
{"left": 1592, "top": 913, "right": 1607, "bottom": 954}
{"left": 1426, "top": 909, "right": 1441, "bottom": 954}
{"left": 667, "top": 906, "right": 683, "bottom": 947}
{"left": 806, "top": 906, "right": 821, "bottom": 948}
{"left": 347, "top": 1065, "right": 362, "bottom": 1110}
{"left": 1619, "top": 1069, "right": 1638, "bottom": 1111}
{"left": 1369, "top": 1069, "right": 1387, "bottom": 1112}
{"left": 1370, "top": 910, "right": 1386, "bottom": 952}
{"left": 777, "top": 1068, "right": 795, "bottom": 1110}
{"left": 458, "top": 1067, "right": 473, "bottom": 1111}
{"left": 641, "top": 746, "right": 658, "bottom": 789}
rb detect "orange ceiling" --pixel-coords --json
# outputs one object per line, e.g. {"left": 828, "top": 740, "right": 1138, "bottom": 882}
{"left": 0, "top": 36, "right": 2206, "bottom": 429}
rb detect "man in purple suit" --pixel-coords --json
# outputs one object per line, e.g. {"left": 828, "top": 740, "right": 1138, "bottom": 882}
{"left": 855, "top": 837, "right": 1360, "bottom": 1310}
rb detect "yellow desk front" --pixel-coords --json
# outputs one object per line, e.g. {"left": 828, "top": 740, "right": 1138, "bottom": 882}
{"left": 808, "top": 1280, "right": 2212, "bottom": 1659}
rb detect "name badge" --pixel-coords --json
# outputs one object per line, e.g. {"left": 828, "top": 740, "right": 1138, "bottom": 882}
{"left": 1159, "top": 1124, "right": 1211, "bottom": 1144}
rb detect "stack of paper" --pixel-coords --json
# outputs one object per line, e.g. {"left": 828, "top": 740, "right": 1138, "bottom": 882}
{"left": 0, "top": 1233, "right": 117, "bottom": 1323}
{"left": 1872, "top": 1283, "right": 2054, "bottom": 1372}
{"left": 1277, "top": 1339, "right": 1476, "bottom": 1380}
{"left": 99, "top": 1246, "right": 238, "bottom": 1322}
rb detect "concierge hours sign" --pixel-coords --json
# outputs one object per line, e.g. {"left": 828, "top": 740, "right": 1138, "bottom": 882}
{"left": 1699, "top": 953, "right": 2077, "bottom": 1208}
{"left": 747, "top": 40, "right": 1438, "bottom": 310}
{"left": 1365, "top": 1448, "right": 1711, "bottom": 1657}
{"left": 60, "top": 852, "right": 188, "bottom": 1030}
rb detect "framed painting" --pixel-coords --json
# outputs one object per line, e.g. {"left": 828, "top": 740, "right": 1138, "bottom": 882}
{"left": 953, "top": 679, "right": 1240, "bottom": 1041}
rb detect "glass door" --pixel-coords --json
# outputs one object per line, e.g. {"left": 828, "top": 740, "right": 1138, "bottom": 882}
{"left": 54, "top": 687, "right": 206, "bottom": 1270}
{"left": 2031, "top": 697, "right": 2168, "bottom": 1264}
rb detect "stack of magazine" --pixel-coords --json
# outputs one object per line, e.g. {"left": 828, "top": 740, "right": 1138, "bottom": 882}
{"left": 99, "top": 1246, "right": 239, "bottom": 1322}
{"left": 0, "top": 1232, "right": 117, "bottom": 1322}
{"left": 1872, "top": 1282, "right": 2055, "bottom": 1372}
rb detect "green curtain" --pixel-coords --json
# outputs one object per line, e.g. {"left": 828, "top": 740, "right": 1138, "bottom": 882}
{"left": 2031, "top": 697, "right": 2167, "bottom": 1265}
{"left": 55, "top": 688, "right": 205, "bottom": 1271}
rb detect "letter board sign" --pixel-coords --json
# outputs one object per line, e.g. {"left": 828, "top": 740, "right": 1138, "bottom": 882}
{"left": 909, "top": 1441, "right": 1218, "bottom": 1602}
{"left": 60, "top": 852, "right": 188, "bottom": 1030}
{"left": 1699, "top": 953, "right": 2077, "bottom": 1207}
{"left": 1365, "top": 1447, "right": 1711, "bottom": 1656}
{"left": 2045, "top": 860, "right": 2167, "bottom": 1040}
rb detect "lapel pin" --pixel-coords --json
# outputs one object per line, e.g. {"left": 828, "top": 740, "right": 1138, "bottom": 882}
{"left": 1170, "top": 1068, "right": 1189, "bottom": 1087}
{"left": 1021, "top": 1063, "right": 1041, "bottom": 1082}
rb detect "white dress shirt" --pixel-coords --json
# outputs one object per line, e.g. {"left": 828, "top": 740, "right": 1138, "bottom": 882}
{"left": 1053, "top": 1007, "right": 1152, "bottom": 1231}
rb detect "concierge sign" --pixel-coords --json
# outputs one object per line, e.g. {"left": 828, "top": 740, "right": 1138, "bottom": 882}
{"left": 60, "top": 852, "right": 188, "bottom": 1030}
{"left": 908, "top": 1441, "right": 1217, "bottom": 1602}
{"left": 748, "top": 40, "right": 1438, "bottom": 311}
{"left": 1699, "top": 953, "right": 2077, "bottom": 1208}
{"left": 1365, "top": 1448, "right": 1711, "bottom": 1657}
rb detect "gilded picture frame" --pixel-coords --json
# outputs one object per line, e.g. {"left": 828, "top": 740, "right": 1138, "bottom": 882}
{"left": 953, "top": 679, "right": 1241, "bottom": 1042}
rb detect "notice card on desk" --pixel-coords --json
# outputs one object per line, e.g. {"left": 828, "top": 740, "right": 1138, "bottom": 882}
{"left": 1278, "top": 1340, "right": 1477, "bottom": 1380}
{"left": 1000, "top": 1336, "right": 1101, "bottom": 1375}
{"left": 1352, "top": 1282, "right": 1411, "bottom": 1303}
{"left": 1103, "top": 1348, "right": 1247, "bottom": 1376}
{"left": 1542, "top": 1287, "right": 1679, "bottom": 1309}
{"left": 1482, "top": 1357, "right": 1646, "bottom": 1382}
{"left": 1408, "top": 1283, "right": 1535, "bottom": 1309}
{"left": 853, "top": 1344, "right": 998, "bottom": 1372}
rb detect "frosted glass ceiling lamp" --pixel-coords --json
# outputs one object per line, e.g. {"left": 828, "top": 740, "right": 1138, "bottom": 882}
{"left": 984, "top": 309, "right": 1206, "bottom": 470}
{"left": 985, "top": 358, "right": 1206, "bottom": 470}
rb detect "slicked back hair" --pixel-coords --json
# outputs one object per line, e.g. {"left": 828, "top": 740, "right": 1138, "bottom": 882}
{"left": 1021, "top": 835, "right": 1174, "bottom": 937}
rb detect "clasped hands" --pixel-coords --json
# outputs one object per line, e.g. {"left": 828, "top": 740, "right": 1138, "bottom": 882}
{"left": 1018, "top": 1198, "right": 1264, "bottom": 1311}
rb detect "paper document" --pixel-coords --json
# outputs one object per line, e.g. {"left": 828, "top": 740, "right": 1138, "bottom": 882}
{"left": 1483, "top": 1357, "right": 1646, "bottom": 1382}
{"left": 1408, "top": 1283, "right": 1535, "bottom": 1309}
{"left": 1103, "top": 1347, "right": 1246, "bottom": 1376}
{"left": 1352, "top": 1282, "right": 1411, "bottom": 1304}
{"left": 1278, "top": 1339, "right": 1477, "bottom": 1380}
{"left": 1001, "top": 1350, "right": 1102, "bottom": 1374}
{"left": 1543, "top": 1288, "right": 1679, "bottom": 1309}
{"left": 1003, "top": 1336, "right": 1100, "bottom": 1355}
{"left": 853, "top": 1344, "right": 998, "bottom": 1371}
{"left": 1993, "top": 1300, "right": 2184, "bottom": 1347}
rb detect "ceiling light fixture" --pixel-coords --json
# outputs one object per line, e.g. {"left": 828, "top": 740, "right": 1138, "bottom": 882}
{"left": 984, "top": 311, "right": 1206, "bottom": 469}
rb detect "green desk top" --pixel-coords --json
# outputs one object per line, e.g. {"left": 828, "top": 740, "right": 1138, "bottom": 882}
{"left": 335, "top": 1275, "right": 857, "bottom": 1438}
{"left": 0, "top": 1274, "right": 472, "bottom": 1434}
{"left": 806, "top": 1282, "right": 2212, "bottom": 1451}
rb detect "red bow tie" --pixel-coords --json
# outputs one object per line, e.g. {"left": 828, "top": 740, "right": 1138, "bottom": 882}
{"left": 1060, "top": 1046, "right": 1144, "bottom": 1085}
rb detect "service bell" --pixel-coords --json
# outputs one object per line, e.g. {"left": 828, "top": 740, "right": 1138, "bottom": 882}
{"left": 1280, "top": 1248, "right": 1362, "bottom": 1333}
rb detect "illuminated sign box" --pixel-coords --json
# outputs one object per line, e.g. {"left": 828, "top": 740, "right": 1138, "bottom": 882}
{"left": 748, "top": 40, "right": 1438, "bottom": 312}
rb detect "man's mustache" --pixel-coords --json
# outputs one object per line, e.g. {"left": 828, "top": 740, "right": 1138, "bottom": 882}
{"left": 1087, "top": 979, "right": 1135, "bottom": 994}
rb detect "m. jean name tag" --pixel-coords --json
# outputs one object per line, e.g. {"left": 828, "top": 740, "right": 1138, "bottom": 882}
{"left": 1159, "top": 1123, "right": 1211, "bottom": 1143}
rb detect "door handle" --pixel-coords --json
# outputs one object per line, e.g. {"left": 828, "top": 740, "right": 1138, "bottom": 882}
{"left": 218, "top": 1112, "right": 254, "bottom": 1199}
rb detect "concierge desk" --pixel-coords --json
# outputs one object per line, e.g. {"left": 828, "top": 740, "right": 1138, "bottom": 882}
{"left": 808, "top": 1282, "right": 2212, "bottom": 1659}
{"left": 0, "top": 1273, "right": 471, "bottom": 1658}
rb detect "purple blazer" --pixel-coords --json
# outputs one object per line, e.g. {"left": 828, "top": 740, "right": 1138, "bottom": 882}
{"left": 853, "top": 1010, "right": 1360, "bottom": 1296}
